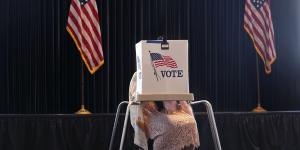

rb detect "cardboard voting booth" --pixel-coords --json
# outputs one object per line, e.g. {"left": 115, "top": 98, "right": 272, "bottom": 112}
{"left": 135, "top": 40, "right": 194, "bottom": 101}
{"left": 110, "top": 40, "right": 222, "bottom": 150}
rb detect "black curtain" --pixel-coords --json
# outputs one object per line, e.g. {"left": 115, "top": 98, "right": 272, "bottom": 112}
{"left": 0, "top": 0, "right": 300, "bottom": 113}
{"left": 0, "top": 112, "right": 300, "bottom": 150}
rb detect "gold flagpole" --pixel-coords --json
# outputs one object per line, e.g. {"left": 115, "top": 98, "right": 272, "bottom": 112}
{"left": 75, "top": 62, "right": 91, "bottom": 114}
{"left": 252, "top": 54, "right": 266, "bottom": 112}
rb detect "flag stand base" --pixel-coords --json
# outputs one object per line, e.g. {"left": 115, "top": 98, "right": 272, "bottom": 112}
{"left": 252, "top": 104, "right": 267, "bottom": 112}
{"left": 75, "top": 105, "right": 92, "bottom": 115}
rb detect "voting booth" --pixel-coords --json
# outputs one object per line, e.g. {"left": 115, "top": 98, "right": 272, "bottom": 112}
{"left": 135, "top": 40, "right": 194, "bottom": 101}
{"left": 109, "top": 39, "right": 222, "bottom": 150}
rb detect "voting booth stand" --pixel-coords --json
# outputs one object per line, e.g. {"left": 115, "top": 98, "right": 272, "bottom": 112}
{"left": 109, "top": 40, "right": 222, "bottom": 150}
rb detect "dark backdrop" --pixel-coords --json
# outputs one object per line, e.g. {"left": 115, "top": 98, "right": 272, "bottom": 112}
{"left": 0, "top": 0, "right": 299, "bottom": 113}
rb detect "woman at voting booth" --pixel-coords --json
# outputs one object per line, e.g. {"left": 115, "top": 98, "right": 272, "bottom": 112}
{"left": 129, "top": 73, "right": 200, "bottom": 150}
{"left": 130, "top": 40, "right": 199, "bottom": 150}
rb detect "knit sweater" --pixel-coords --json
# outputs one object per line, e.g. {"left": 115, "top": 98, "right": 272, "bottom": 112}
{"left": 147, "top": 110, "right": 200, "bottom": 150}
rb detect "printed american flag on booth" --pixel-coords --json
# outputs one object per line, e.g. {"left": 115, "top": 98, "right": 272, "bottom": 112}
{"left": 150, "top": 53, "right": 178, "bottom": 68}
{"left": 67, "top": 0, "right": 104, "bottom": 74}
{"left": 244, "top": 0, "right": 276, "bottom": 74}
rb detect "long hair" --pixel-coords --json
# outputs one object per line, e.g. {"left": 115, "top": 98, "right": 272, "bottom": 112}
{"left": 154, "top": 101, "right": 164, "bottom": 112}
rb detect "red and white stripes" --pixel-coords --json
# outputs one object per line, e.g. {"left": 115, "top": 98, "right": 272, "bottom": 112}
{"left": 67, "top": 0, "right": 104, "bottom": 74}
{"left": 244, "top": 0, "right": 276, "bottom": 73}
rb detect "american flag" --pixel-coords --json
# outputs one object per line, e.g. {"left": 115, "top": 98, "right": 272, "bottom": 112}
{"left": 67, "top": 0, "right": 104, "bottom": 74}
{"left": 150, "top": 53, "right": 178, "bottom": 68}
{"left": 244, "top": 0, "right": 276, "bottom": 74}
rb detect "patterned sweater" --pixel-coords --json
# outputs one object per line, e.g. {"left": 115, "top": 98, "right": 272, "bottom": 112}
{"left": 147, "top": 110, "right": 200, "bottom": 150}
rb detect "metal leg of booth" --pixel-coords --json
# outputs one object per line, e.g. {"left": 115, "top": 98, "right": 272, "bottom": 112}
{"left": 109, "top": 101, "right": 129, "bottom": 150}
{"left": 110, "top": 100, "right": 222, "bottom": 150}
{"left": 191, "top": 100, "right": 222, "bottom": 150}
{"left": 119, "top": 101, "right": 132, "bottom": 150}
{"left": 119, "top": 102, "right": 140, "bottom": 150}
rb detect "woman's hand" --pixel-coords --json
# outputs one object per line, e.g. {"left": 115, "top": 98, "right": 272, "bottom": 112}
{"left": 142, "top": 102, "right": 157, "bottom": 113}
{"left": 136, "top": 117, "right": 149, "bottom": 138}
{"left": 138, "top": 102, "right": 157, "bottom": 138}
{"left": 162, "top": 101, "right": 178, "bottom": 113}
{"left": 179, "top": 101, "right": 194, "bottom": 116}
